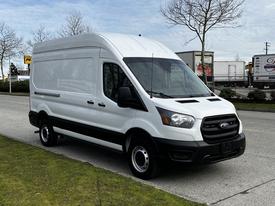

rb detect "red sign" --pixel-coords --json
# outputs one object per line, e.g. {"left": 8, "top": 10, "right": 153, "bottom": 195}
{"left": 197, "top": 64, "right": 213, "bottom": 76}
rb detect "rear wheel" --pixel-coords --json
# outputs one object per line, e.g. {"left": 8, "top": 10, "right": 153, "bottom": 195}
{"left": 128, "top": 138, "right": 160, "bottom": 179}
{"left": 39, "top": 121, "right": 57, "bottom": 147}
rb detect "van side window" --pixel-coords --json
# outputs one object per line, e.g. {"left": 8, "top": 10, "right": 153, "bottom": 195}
{"left": 103, "top": 63, "right": 132, "bottom": 102}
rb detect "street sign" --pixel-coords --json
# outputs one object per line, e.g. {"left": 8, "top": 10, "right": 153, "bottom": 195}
{"left": 24, "top": 55, "right": 32, "bottom": 64}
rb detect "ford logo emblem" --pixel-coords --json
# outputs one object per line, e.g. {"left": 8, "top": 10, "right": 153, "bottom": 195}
{"left": 220, "top": 122, "right": 229, "bottom": 129}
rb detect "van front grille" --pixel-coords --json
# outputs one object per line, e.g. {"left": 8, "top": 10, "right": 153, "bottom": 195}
{"left": 201, "top": 114, "right": 239, "bottom": 144}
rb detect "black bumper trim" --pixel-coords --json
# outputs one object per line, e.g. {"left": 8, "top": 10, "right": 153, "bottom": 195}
{"left": 153, "top": 133, "right": 246, "bottom": 163}
{"left": 28, "top": 111, "right": 126, "bottom": 145}
{"left": 29, "top": 111, "right": 40, "bottom": 127}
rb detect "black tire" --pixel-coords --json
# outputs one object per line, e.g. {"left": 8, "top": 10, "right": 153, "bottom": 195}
{"left": 127, "top": 138, "right": 160, "bottom": 179}
{"left": 39, "top": 120, "right": 57, "bottom": 147}
{"left": 257, "top": 84, "right": 264, "bottom": 89}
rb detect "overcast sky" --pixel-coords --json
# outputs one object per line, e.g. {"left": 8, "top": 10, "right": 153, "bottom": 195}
{"left": 0, "top": 0, "right": 275, "bottom": 71}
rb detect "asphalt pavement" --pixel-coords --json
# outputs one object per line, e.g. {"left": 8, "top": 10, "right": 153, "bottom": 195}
{"left": 0, "top": 94, "right": 275, "bottom": 205}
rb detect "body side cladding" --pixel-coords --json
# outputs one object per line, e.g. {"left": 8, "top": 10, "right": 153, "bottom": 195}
{"left": 29, "top": 111, "right": 159, "bottom": 153}
{"left": 29, "top": 111, "right": 40, "bottom": 127}
{"left": 49, "top": 116, "right": 126, "bottom": 145}
{"left": 29, "top": 111, "right": 126, "bottom": 146}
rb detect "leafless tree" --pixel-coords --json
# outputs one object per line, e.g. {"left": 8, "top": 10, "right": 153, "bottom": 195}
{"left": 27, "top": 25, "right": 52, "bottom": 48}
{"left": 0, "top": 22, "right": 23, "bottom": 80}
{"left": 58, "top": 10, "right": 91, "bottom": 37}
{"left": 161, "top": 0, "right": 244, "bottom": 84}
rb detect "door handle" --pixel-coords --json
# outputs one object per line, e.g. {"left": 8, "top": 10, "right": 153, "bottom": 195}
{"left": 87, "top": 100, "right": 94, "bottom": 105}
{"left": 98, "top": 103, "right": 106, "bottom": 107}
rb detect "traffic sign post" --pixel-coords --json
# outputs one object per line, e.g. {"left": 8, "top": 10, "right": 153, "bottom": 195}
{"left": 24, "top": 55, "right": 32, "bottom": 75}
{"left": 24, "top": 55, "right": 32, "bottom": 64}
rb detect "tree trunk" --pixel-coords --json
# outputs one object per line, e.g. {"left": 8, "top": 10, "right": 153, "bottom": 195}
{"left": 201, "top": 35, "right": 207, "bottom": 85}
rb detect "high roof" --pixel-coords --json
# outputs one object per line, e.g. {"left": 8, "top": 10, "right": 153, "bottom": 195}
{"left": 33, "top": 33, "right": 180, "bottom": 60}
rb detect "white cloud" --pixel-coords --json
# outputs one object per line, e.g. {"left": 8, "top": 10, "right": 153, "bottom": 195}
{"left": 266, "top": 2, "right": 275, "bottom": 9}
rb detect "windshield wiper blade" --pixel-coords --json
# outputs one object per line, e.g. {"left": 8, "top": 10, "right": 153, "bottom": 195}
{"left": 186, "top": 95, "right": 203, "bottom": 98}
{"left": 183, "top": 93, "right": 211, "bottom": 98}
{"left": 146, "top": 90, "right": 174, "bottom": 98}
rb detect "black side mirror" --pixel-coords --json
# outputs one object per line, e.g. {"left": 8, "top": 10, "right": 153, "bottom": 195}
{"left": 118, "top": 87, "right": 147, "bottom": 111}
{"left": 117, "top": 87, "right": 133, "bottom": 108}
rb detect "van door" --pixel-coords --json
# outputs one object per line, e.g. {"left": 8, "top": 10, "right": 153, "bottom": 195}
{"left": 95, "top": 60, "right": 136, "bottom": 135}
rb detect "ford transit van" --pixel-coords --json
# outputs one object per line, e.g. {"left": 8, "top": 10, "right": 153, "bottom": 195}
{"left": 29, "top": 33, "right": 245, "bottom": 179}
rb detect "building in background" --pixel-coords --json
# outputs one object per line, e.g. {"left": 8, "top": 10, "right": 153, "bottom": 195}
{"left": 176, "top": 51, "right": 214, "bottom": 82}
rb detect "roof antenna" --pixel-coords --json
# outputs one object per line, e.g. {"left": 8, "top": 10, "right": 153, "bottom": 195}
{"left": 150, "top": 53, "right": 154, "bottom": 98}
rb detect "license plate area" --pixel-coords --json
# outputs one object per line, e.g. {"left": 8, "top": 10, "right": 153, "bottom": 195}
{"left": 221, "top": 142, "right": 233, "bottom": 154}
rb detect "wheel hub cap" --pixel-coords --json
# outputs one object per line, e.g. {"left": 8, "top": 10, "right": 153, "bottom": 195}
{"left": 131, "top": 146, "right": 149, "bottom": 173}
{"left": 41, "top": 126, "right": 49, "bottom": 143}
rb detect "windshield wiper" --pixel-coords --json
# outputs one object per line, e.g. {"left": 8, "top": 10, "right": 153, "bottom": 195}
{"left": 184, "top": 93, "right": 211, "bottom": 98}
{"left": 146, "top": 90, "right": 174, "bottom": 98}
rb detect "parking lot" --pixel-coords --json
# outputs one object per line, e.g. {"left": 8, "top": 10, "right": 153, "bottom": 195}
{"left": 0, "top": 94, "right": 275, "bottom": 205}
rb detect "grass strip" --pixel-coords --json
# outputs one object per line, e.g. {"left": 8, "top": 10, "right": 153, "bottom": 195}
{"left": 234, "top": 102, "right": 275, "bottom": 113}
{"left": 0, "top": 135, "right": 202, "bottom": 206}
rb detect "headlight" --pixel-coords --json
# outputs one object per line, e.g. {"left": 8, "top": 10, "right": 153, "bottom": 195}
{"left": 157, "top": 107, "right": 195, "bottom": 129}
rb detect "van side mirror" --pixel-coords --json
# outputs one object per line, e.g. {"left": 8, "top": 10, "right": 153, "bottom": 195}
{"left": 118, "top": 87, "right": 142, "bottom": 109}
{"left": 118, "top": 87, "right": 134, "bottom": 108}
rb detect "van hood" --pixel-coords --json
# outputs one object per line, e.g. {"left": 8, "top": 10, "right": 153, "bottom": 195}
{"left": 152, "top": 97, "right": 236, "bottom": 119}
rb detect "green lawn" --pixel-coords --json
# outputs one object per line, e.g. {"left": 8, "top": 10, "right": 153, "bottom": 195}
{"left": 0, "top": 135, "right": 202, "bottom": 206}
{"left": 234, "top": 102, "right": 275, "bottom": 112}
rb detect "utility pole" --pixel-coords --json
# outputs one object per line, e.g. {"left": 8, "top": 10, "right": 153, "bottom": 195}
{"left": 264, "top": 42, "right": 270, "bottom": 55}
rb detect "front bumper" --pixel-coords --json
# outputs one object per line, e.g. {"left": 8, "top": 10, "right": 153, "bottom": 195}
{"left": 153, "top": 133, "right": 245, "bottom": 163}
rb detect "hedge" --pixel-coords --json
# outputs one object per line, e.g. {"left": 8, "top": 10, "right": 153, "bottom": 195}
{"left": 271, "top": 91, "right": 275, "bottom": 101}
{"left": 219, "top": 88, "right": 236, "bottom": 99}
{"left": 0, "top": 80, "right": 29, "bottom": 93}
{"left": 247, "top": 89, "right": 266, "bottom": 101}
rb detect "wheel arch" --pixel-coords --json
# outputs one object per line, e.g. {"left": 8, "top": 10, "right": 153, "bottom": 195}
{"left": 37, "top": 110, "right": 49, "bottom": 125}
{"left": 124, "top": 127, "right": 158, "bottom": 153}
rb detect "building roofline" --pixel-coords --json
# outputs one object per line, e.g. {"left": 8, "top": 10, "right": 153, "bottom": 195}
{"left": 176, "top": 50, "right": 214, "bottom": 54}
{"left": 253, "top": 54, "right": 275, "bottom": 57}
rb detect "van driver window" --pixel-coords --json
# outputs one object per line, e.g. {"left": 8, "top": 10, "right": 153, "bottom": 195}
{"left": 103, "top": 63, "right": 132, "bottom": 102}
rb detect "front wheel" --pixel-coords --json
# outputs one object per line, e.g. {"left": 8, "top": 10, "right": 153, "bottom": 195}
{"left": 128, "top": 139, "right": 159, "bottom": 179}
{"left": 39, "top": 121, "right": 57, "bottom": 147}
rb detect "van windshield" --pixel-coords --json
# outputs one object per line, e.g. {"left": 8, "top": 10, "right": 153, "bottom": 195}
{"left": 123, "top": 58, "right": 211, "bottom": 98}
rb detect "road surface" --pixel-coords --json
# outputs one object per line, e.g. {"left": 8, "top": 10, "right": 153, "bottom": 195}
{"left": 0, "top": 95, "right": 275, "bottom": 205}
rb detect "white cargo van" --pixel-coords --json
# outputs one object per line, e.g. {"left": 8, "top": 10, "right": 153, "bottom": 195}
{"left": 29, "top": 33, "right": 245, "bottom": 179}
